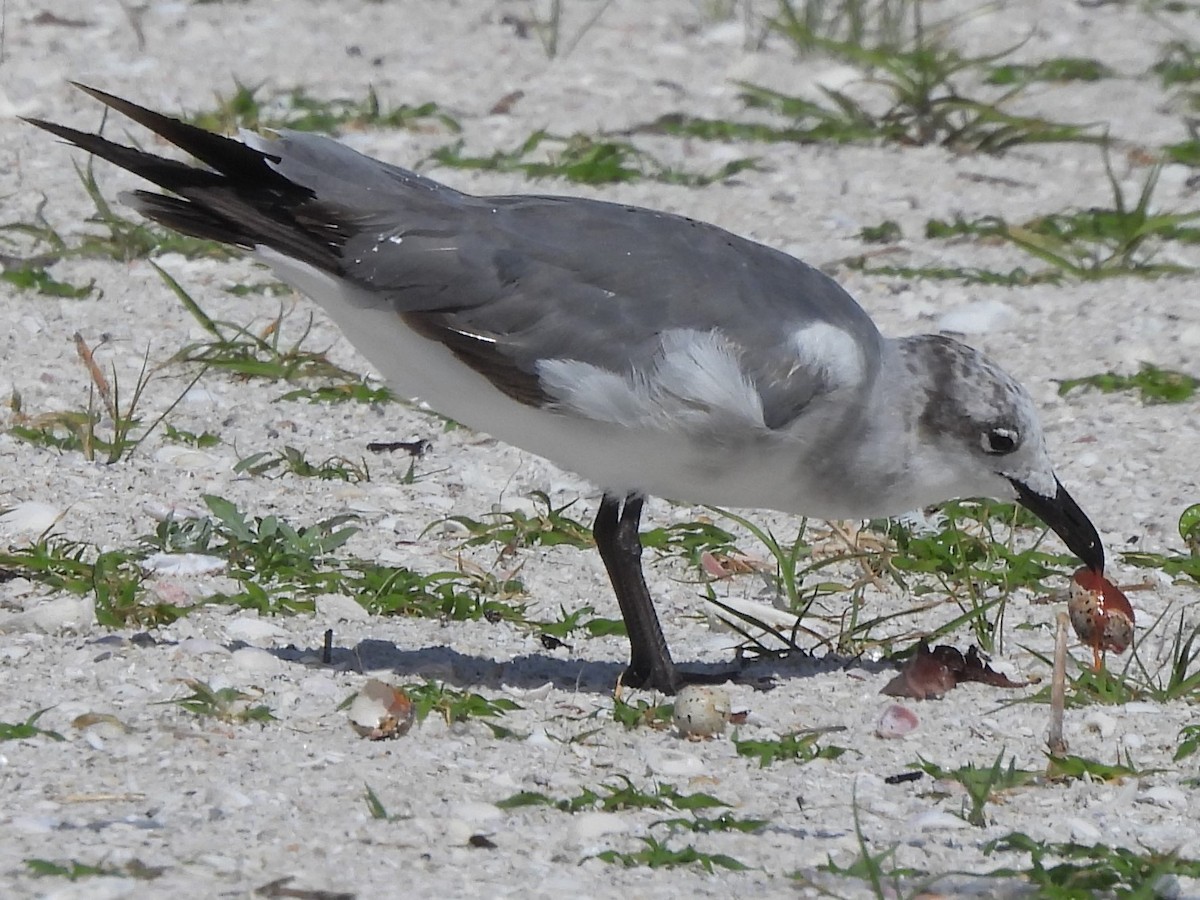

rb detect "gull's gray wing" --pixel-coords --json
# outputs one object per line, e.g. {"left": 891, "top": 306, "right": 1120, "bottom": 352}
{"left": 279, "top": 133, "right": 886, "bottom": 429}
{"left": 381, "top": 193, "right": 883, "bottom": 429}
{"left": 27, "top": 90, "right": 883, "bottom": 432}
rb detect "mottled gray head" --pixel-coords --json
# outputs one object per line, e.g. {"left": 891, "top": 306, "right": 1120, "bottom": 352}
{"left": 904, "top": 335, "right": 1104, "bottom": 571}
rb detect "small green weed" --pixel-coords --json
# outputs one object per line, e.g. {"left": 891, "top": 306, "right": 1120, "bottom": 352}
{"left": 651, "top": 812, "right": 767, "bottom": 834}
{"left": 611, "top": 696, "right": 674, "bottom": 730}
{"left": 199, "top": 493, "right": 356, "bottom": 571}
{"left": 1044, "top": 752, "right": 1153, "bottom": 783}
{"left": 0, "top": 708, "right": 65, "bottom": 742}
{"left": 277, "top": 382, "right": 396, "bottom": 404}
{"left": 917, "top": 751, "right": 1039, "bottom": 826}
{"left": 235, "top": 446, "right": 371, "bottom": 483}
{"left": 983, "top": 831, "right": 1200, "bottom": 895}
{"left": 5, "top": 159, "right": 229, "bottom": 263}
{"left": 986, "top": 57, "right": 1114, "bottom": 85}
{"left": 145, "top": 495, "right": 528, "bottom": 621}
{"left": 401, "top": 680, "right": 520, "bottom": 726}
{"left": 1123, "top": 502, "right": 1200, "bottom": 584}
{"left": 0, "top": 265, "right": 95, "bottom": 298}
{"left": 161, "top": 267, "right": 362, "bottom": 387}
{"left": 1161, "top": 132, "right": 1200, "bottom": 168}
{"left": 697, "top": 498, "right": 1069, "bottom": 660}
{"left": 9, "top": 336, "right": 200, "bottom": 464}
{"left": 0, "top": 537, "right": 180, "bottom": 627}
{"left": 362, "top": 783, "right": 409, "bottom": 821}
{"left": 430, "top": 131, "right": 756, "bottom": 186}
{"left": 809, "top": 794, "right": 929, "bottom": 894}
{"left": 1127, "top": 611, "right": 1200, "bottom": 701}
{"left": 223, "top": 280, "right": 291, "bottom": 298}
{"left": 859, "top": 219, "right": 902, "bottom": 243}
{"left": 165, "top": 679, "right": 275, "bottom": 724}
{"left": 772, "top": 0, "right": 911, "bottom": 53}
{"left": 595, "top": 837, "right": 750, "bottom": 871}
{"left": 162, "top": 424, "right": 221, "bottom": 447}
{"left": 637, "top": 110, "right": 864, "bottom": 145}
{"left": 499, "top": 777, "right": 728, "bottom": 814}
{"left": 1176, "top": 724, "right": 1200, "bottom": 761}
{"left": 500, "top": 778, "right": 764, "bottom": 840}
{"left": 734, "top": 730, "right": 847, "bottom": 768}
{"left": 1021, "top": 653, "right": 1139, "bottom": 707}
{"left": 342, "top": 560, "right": 526, "bottom": 622}
{"left": 882, "top": 500, "right": 1074, "bottom": 653}
{"left": 1153, "top": 41, "right": 1200, "bottom": 86}
{"left": 25, "top": 858, "right": 163, "bottom": 880}
{"left": 440, "top": 492, "right": 592, "bottom": 552}
{"left": 640, "top": 520, "right": 740, "bottom": 567}
{"left": 1123, "top": 551, "right": 1200, "bottom": 584}
{"left": 526, "top": 0, "right": 614, "bottom": 59}
{"left": 926, "top": 158, "right": 1200, "bottom": 279}
{"left": 843, "top": 256, "right": 1059, "bottom": 286}
{"left": 535, "top": 604, "right": 625, "bottom": 640}
{"left": 189, "top": 82, "right": 460, "bottom": 134}
{"left": 1057, "top": 364, "right": 1198, "bottom": 403}
{"left": 710, "top": 507, "right": 818, "bottom": 614}
{"left": 734, "top": 17, "right": 1100, "bottom": 153}
{"left": 143, "top": 494, "right": 357, "bottom": 614}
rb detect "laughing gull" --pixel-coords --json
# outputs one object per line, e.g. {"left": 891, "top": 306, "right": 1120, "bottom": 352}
{"left": 26, "top": 86, "right": 1105, "bottom": 693}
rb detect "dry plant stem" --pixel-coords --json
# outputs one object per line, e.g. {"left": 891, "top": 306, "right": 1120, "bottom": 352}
{"left": 63, "top": 792, "right": 146, "bottom": 803}
{"left": 73, "top": 332, "right": 114, "bottom": 419}
{"left": 1048, "top": 611, "right": 1069, "bottom": 755}
{"left": 825, "top": 520, "right": 888, "bottom": 590}
{"left": 613, "top": 674, "right": 626, "bottom": 704}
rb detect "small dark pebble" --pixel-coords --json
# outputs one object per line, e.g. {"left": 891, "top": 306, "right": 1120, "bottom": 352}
{"left": 255, "top": 875, "right": 355, "bottom": 900}
{"left": 366, "top": 439, "right": 429, "bottom": 456}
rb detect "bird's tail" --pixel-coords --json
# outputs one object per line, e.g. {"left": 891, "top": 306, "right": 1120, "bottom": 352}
{"left": 24, "top": 84, "right": 336, "bottom": 269}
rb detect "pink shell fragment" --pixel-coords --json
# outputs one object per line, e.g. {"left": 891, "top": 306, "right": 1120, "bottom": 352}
{"left": 876, "top": 703, "right": 919, "bottom": 738}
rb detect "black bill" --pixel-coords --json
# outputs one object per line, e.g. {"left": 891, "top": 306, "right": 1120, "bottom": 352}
{"left": 1011, "top": 477, "right": 1104, "bottom": 573}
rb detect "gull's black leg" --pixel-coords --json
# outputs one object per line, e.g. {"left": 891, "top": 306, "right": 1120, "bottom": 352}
{"left": 593, "top": 493, "right": 682, "bottom": 694}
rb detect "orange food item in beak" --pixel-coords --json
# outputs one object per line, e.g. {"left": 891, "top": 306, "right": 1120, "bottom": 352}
{"left": 1069, "top": 568, "right": 1135, "bottom": 670}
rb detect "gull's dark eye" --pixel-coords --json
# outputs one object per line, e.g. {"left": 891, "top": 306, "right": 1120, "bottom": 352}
{"left": 982, "top": 426, "right": 1019, "bottom": 455}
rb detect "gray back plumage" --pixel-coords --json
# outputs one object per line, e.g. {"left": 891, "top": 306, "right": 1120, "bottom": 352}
{"left": 29, "top": 92, "right": 884, "bottom": 431}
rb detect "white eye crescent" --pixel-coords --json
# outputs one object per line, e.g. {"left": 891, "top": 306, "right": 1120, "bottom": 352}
{"left": 982, "top": 426, "right": 1019, "bottom": 455}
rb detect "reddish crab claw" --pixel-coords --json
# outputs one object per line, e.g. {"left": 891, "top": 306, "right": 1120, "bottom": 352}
{"left": 1068, "top": 567, "right": 1135, "bottom": 671}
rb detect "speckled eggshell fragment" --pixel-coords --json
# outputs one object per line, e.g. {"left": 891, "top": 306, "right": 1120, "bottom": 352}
{"left": 672, "top": 685, "right": 731, "bottom": 738}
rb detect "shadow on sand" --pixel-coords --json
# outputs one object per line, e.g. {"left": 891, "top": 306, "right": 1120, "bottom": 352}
{"left": 260, "top": 634, "right": 899, "bottom": 695}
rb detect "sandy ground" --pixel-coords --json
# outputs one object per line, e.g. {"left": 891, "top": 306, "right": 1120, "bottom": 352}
{"left": 1, "top": 0, "right": 1199, "bottom": 897}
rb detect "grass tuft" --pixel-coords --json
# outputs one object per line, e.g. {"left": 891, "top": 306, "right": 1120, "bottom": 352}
{"left": 430, "top": 131, "right": 757, "bottom": 186}
{"left": 188, "top": 81, "right": 460, "bottom": 135}
{"left": 0, "top": 708, "right": 65, "bottom": 742}
{"left": 983, "top": 832, "right": 1200, "bottom": 894}
{"left": 917, "top": 751, "right": 1039, "bottom": 826}
{"left": 164, "top": 679, "right": 276, "bottom": 724}
{"left": 1057, "top": 364, "right": 1198, "bottom": 404}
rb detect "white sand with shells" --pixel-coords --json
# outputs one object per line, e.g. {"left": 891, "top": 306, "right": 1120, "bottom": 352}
{"left": 1, "top": 1, "right": 1199, "bottom": 897}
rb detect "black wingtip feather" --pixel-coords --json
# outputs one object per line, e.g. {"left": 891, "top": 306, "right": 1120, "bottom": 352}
{"left": 24, "top": 86, "right": 339, "bottom": 272}
{"left": 22, "top": 116, "right": 225, "bottom": 194}
{"left": 67, "top": 83, "right": 287, "bottom": 186}
{"left": 123, "top": 190, "right": 257, "bottom": 249}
